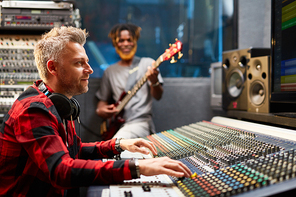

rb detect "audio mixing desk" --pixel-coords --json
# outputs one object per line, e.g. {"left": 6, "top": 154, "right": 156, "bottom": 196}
{"left": 87, "top": 116, "right": 296, "bottom": 197}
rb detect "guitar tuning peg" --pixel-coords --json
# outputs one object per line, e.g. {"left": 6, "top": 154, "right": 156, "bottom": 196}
{"left": 169, "top": 43, "right": 172, "bottom": 47}
{"left": 170, "top": 56, "right": 177, "bottom": 63}
{"left": 178, "top": 51, "right": 183, "bottom": 59}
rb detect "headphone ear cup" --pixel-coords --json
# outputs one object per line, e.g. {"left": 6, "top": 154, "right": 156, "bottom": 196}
{"left": 70, "top": 97, "right": 80, "bottom": 120}
{"left": 48, "top": 93, "right": 74, "bottom": 120}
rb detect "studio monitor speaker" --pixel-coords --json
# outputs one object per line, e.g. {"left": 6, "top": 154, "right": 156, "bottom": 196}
{"left": 222, "top": 48, "right": 270, "bottom": 111}
{"left": 247, "top": 56, "right": 270, "bottom": 113}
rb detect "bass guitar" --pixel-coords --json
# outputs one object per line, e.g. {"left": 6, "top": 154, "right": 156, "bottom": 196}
{"left": 100, "top": 39, "right": 183, "bottom": 140}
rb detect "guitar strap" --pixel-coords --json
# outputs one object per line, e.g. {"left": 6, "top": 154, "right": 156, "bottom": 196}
{"left": 125, "top": 56, "right": 141, "bottom": 92}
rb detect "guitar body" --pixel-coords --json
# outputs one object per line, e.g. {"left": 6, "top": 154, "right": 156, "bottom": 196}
{"left": 100, "top": 91, "right": 126, "bottom": 140}
{"left": 100, "top": 39, "right": 183, "bottom": 141}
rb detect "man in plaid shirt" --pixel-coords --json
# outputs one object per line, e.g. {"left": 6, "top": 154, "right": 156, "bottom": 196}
{"left": 0, "top": 26, "right": 191, "bottom": 196}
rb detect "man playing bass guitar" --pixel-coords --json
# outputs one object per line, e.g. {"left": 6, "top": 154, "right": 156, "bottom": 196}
{"left": 96, "top": 23, "right": 164, "bottom": 140}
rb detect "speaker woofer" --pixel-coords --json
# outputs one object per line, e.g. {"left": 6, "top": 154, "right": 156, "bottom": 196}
{"left": 249, "top": 80, "right": 265, "bottom": 106}
{"left": 227, "top": 69, "right": 244, "bottom": 98}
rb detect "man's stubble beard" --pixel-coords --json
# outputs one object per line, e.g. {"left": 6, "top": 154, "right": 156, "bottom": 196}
{"left": 59, "top": 66, "right": 88, "bottom": 97}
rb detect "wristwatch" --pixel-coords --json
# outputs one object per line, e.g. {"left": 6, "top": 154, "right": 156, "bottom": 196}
{"left": 129, "top": 158, "right": 140, "bottom": 178}
{"left": 115, "top": 138, "right": 124, "bottom": 152}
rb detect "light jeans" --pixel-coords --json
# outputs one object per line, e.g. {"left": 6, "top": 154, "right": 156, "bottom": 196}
{"left": 112, "top": 121, "right": 152, "bottom": 139}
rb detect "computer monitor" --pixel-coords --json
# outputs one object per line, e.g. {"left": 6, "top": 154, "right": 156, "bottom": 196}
{"left": 271, "top": 0, "right": 296, "bottom": 112}
{"left": 210, "top": 62, "right": 222, "bottom": 109}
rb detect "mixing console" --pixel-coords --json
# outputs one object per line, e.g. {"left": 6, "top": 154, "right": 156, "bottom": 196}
{"left": 109, "top": 174, "right": 183, "bottom": 197}
{"left": 91, "top": 117, "right": 296, "bottom": 197}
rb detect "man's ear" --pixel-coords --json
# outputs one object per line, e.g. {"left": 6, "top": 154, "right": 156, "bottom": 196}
{"left": 47, "top": 60, "right": 57, "bottom": 76}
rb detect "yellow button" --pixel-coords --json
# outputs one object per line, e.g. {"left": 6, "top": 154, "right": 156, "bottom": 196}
{"left": 190, "top": 172, "right": 197, "bottom": 178}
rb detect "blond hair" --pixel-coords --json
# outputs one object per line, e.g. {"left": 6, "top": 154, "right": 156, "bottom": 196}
{"left": 34, "top": 26, "right": 88, "bottom": 80}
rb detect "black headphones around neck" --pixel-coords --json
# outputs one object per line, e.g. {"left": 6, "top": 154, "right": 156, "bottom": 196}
{"left": 38, "top": 82, "right": 80, "bottom": 121}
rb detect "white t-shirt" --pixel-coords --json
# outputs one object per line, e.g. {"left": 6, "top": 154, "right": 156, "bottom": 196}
{"left": 96, "top": 57, "right": 163, "bottom": 132}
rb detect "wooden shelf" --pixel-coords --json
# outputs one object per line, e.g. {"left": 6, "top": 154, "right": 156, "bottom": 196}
{"left": 227, "top": 110, "right": 296, "bottom": 129}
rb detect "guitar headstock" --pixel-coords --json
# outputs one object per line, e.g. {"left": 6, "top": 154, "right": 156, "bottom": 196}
{"left": 163, "top": 39, "right": 183, "bottom": 63}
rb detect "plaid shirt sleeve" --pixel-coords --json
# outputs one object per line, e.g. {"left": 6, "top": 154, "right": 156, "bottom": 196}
{"left": 78, "top": 138, "right": 121, "bottom": 159}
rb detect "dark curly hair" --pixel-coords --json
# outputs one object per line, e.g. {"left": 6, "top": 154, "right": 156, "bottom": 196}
{"left": 108, "top": 23, "right": 141, "bottom": 46}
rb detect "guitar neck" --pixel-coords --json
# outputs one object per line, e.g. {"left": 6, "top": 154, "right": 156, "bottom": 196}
{"left": 116, "top": 56, "right": 163, "bottom": 113}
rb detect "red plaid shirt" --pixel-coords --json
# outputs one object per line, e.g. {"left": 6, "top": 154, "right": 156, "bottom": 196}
{"left": 0, "top": 80, "right": 134, "bottom": 196}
